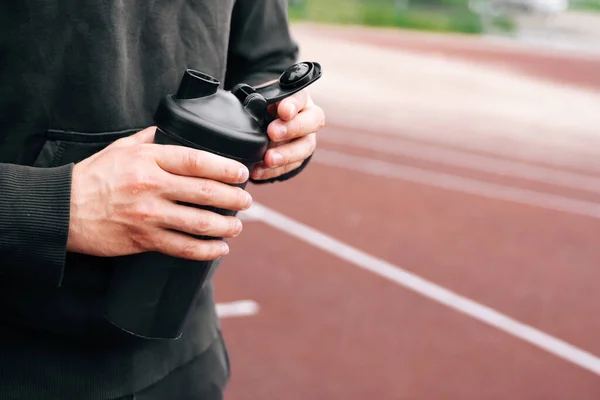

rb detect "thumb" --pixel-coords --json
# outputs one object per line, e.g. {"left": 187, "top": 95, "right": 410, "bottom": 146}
{"left": 110, "top": 126, "right": 157, "bottom": 148}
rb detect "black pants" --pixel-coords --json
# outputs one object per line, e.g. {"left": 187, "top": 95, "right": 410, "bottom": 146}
{"left": 115, "top": 332, "right": 231, "bottom": 400}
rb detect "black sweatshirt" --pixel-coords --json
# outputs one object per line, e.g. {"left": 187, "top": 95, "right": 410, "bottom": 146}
{"left": 0, "top": 1, "right": 300, "bottom": 398}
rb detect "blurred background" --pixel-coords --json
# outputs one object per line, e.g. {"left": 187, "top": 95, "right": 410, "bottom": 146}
{"left": 215, "top": 1, "right": 600, "bottom": 399}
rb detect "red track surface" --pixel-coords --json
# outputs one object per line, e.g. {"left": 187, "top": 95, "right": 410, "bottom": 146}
{"left": 214, "top": 27, "right": 600, "bottom": 399}
{"left": 315, "top": 24, "right": 600, "bottom": 92}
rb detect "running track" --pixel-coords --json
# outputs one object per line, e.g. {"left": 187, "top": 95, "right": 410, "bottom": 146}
{"left": 214, "top": 25, "right": 600, "bottom": 399}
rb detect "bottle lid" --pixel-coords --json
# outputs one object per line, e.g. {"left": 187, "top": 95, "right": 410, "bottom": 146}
{"left": 154, "top": 62, "right": 323, "bottom": 163}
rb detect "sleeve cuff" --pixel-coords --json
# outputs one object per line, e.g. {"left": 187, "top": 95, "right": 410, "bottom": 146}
{"left": 250, "top": 153, "right": 313, "bottom": 185}
{"left": 0, "top": 163, "right": 73, "bottom": 286}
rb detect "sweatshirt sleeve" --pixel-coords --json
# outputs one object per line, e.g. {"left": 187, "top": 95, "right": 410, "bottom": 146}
{"left": 225, "top": 0, "right": 313, "bottom": 184}
{"left": 224, "top": 0, "right": 299, "bottom": 89}
{"left": 0, "top": 163, "right": 72, "bottom": 287}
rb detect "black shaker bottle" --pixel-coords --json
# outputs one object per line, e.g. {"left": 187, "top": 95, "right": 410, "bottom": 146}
{"left": 103, "top": 61, "right": 323, "bottom": 340}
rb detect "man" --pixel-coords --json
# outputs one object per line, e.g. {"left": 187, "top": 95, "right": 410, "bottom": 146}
{"left": 0, "top": 1, "right": 325, "bottom": 399}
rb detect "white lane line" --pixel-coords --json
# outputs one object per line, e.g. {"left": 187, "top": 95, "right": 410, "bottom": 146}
{"left": 238, "top": 210, "right": 261, "bottom": 222}
{"left": 320, "top": 131, "right": 600, "bottom": 194}
{"left": 323, "top": 125, "right": 600, "bottom": 174}
{"left": 312, "top": 149, "right": 600, "bottom": 220}
{"left": 247, "top": 203, "right": 600, "bottom": 376}
{"left": 216, "top": 300, "right": 259, "bottom": 319}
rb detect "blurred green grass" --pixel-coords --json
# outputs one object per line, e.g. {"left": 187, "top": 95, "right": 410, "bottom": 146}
{"left": 288, "top": 0, "right": 513, "bottom": 34}
{"left": 571, "top": 0, "right": 600, "bottom": 12}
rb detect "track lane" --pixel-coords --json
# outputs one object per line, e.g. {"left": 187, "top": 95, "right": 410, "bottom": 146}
{"left": 243, "top": 159, "right": 600, "bottom": 357}
{"left": 315, "top": 138, "right": 600, "bottom": 204}
{"left": 213, "top": 23, "right": 600, "bottom": 399}
{"left": 216, "top": 223, "right": 600, "bottom": 399}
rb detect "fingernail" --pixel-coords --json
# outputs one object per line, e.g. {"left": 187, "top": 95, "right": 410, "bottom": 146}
{"left": 235, "top": 219, "right": 243, "bottom": 235}
{"left": 245, "top": 193, "right": 253, "bottom": 208}
{"left": 238, "top": 167, "right": 248, "bottom": 181}
{"left": 274, "top": 124, "right": 287, "bottom": 140}
{"left": 271, "top": 151, "right": 283, "bottom": 166}
{"left": 221, "top": 242, "right": 230, "bottom": 255}
{"left": 288, "top": 104, "right": 297, "bottom": 118}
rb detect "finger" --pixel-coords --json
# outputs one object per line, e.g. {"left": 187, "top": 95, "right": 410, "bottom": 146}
{"left": 128, "top": 126, "right": 158, "bottom": 144}
{"left": 251, "top": 161, "right": 303, "bottom": 181}
{"left": 267, "top": 104, "right": 325, "bottom": 142}
{"left": 164, "top": 175, "right": 252, "bottom": 211}
{"left": 151, "top": 228, "right": 230, "bottom": 261}
{"left": 156, "top": 201, "right": 244, "bottom": 239}
{"left": 277, "top": 90, "right": 309, "bottom": 121}
{"left": 262, "top": 133, "right": 316, "bottom": 168}
{"left": 153, "top": 145, "right": 249, "bottom": 184}
{"left": 111, "top": 126, "right": 157, "bottom": 148}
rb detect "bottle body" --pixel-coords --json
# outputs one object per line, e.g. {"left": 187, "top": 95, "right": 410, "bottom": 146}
{"left": 103, "top": 127, "right": 260, "bottom": 340}
{"left": 102, "top": 60, "right": 322, "bottom": 340}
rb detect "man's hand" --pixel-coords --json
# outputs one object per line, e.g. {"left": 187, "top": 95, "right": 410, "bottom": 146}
{"left": 67, "top": 127, "right": 252, "bottom": 261}
{"left": 251, "top": 89, "right": 325, "bottom": 180}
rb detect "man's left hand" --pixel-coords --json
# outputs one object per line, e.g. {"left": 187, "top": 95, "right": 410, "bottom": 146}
{"left": 251, "top": 89, "right": 325, "bottom": 181}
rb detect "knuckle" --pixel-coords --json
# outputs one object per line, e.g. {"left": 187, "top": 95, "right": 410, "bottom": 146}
{"left": 195, "top": 215, "right": 212, "bottom": 234}
{"left": 184, "top": 150, "right": 204, "bottom": 172}
{"left": 124, "top": 172, "right": 161, "bottom": 194}
{"left": 130, "top": 229, "right": 156, "bottom": 251}
{"left": 136, "top": 174, "right": 161, "bottom": 192}
{"left": 178, "top": 242, "right": 199, "bottom": 259}
{"left": 198, "top": 180, "right": 214, "bottom": 199}
{"left": 131, "top": 201, "right": 157, "bottom": 221}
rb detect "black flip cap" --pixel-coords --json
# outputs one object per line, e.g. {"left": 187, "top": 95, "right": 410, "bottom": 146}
{"left": 234, "top": 62, "right": 322, "bottom": 105}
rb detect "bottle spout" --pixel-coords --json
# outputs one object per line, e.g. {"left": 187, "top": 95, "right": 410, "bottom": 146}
{"left": 175, "top": 69, "right": 220, "bottom": 99}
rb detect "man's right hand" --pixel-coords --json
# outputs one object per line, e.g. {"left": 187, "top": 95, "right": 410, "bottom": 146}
{"left": 66, "top": 127, "right": 252, "bottom": 261}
